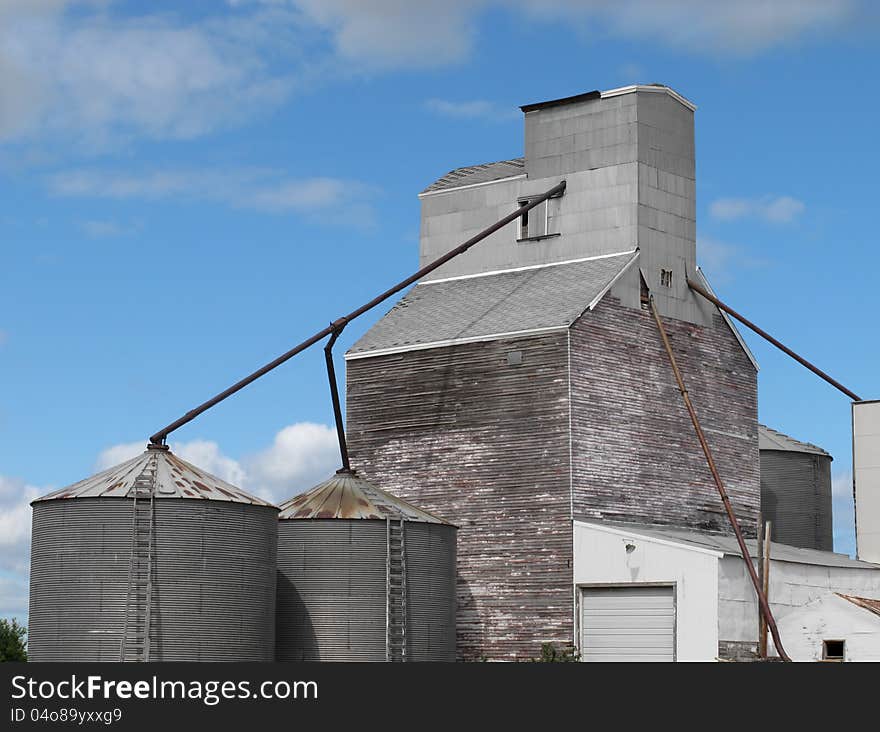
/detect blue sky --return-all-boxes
[1,1,878,620]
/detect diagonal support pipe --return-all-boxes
[687,277,860,402]
[324,323,350,472]
[649,293,791,662]
[149,180,566,445]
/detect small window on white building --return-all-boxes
[660,269,673,287]
[822,639,845,661]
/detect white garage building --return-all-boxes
[573,520,880,661]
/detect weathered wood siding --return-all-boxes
[346,334,573,661]
[569,296,760,535]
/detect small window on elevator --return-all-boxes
[517,192,562,242]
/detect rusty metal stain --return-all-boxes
[838,594,880,617]
[278,470,452,523]
[31,447,276,507]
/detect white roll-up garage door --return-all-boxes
[580,586,675,662]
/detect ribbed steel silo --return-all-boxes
[28,444,278,662]
[759,424,833,551]
[276,469,456,662]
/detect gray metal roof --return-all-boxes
[278,469,452,524]
[592,521,877,569]
[34,446,274,506]
[758,424,830,457]
[421,158,524,194]
[347,251,637,358]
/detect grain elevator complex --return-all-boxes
[28,84,880,662]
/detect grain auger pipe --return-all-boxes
[686,277,860,402]
[148,180,567,445]
[324,321,351,473]
[648,293,792,662]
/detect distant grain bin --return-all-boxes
[759,424,833,551]
[28,444,278,662]
[276,469,456,662]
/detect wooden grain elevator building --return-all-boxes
[344,85,767,660]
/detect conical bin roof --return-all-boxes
[33,444,274,506]
[278,469,452,524]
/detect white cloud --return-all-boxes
[291,0,483,69]
[290,0,859,65]
[530,1,856,55]
[0,2,301,145]
[0,422,339,618]
[424,98,518,122]
[95,422,340,505]
[245,422,340,502]
[0,1,868,150]
[0,476,45,583]
[709,195,805,224]
[94,441,145,471]
[48,168,376,224]
[95,438,247,488]
[0,575,30,618]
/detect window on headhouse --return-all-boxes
[517,194,559,241]
[660,269,673,287]
[822,640,845,661]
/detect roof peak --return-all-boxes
[278,470,452,524]
[758,424,831,457]
[34,447,274,506]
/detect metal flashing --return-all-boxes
[600,84,697,111]
[520,90,602,113]
[423,249,638,285]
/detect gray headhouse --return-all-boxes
[344,85,763,660]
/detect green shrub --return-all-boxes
[0,618,28,662]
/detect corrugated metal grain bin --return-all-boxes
[759,424,833,551]
[276,469,456,662]
[28,444,278,662]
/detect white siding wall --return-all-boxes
[771,594,880,661]
[854,400,880,564]
[573,521,720,661]
[718,557,880,645]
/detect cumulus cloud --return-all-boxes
[291,0,482,69]
[94,422,340,505]
[0,1,302,145]
[2,1,863,149]
[0,575,30,618]
[286,0,861,63]
[0,422,339,618]
[244,422,341,502]
[48,168,376,224]
[516,0,858,55]
[424,98,518,122]
[0,475,45,593]
[709,195,806,224]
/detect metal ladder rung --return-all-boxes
[386,518,408,662]
[120,460,156,663]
